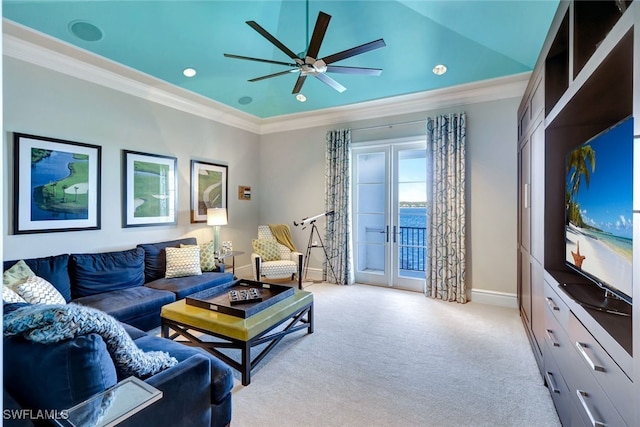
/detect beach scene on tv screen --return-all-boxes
[565,118,633,299]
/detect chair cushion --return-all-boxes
[138,238,197,282]
[165,247,202,278]
[261,260,298,278]
[252,239,280,261]
[4,255,72,302]
[3,332,118,411]
[70,248,145,298]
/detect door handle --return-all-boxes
[379,226,389,242]
[393,225,397,243]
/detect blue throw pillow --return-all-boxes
[3,333,117,411]
[138,238,197,283]
[3,254,71,302]
[70,248,145,298]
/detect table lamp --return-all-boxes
[207,207,227,255]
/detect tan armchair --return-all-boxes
[251,225,303,288]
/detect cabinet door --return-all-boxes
[520,137,531,252]
[520,251,532,326]
[530,121,545,263]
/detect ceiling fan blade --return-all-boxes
[315,73,346,93]
[292,75,308,94]
[246,20,302,63]
[249,69,298,82]
[224,53,298,67]
[326,65,383,76]
[306,11,331,59]
[322,39,386,65]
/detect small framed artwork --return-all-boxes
[13,133,101,234]
[191,160,228,223]
[238,185,251,200]
[122,150,177,227]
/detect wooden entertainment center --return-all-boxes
[517,1,637,425]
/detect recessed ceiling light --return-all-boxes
[183,68,197,77]
[296,94,307,102]
[238,96,253,105]
[432,64,447,75]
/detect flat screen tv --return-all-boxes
[565,116,633,305]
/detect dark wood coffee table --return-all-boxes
[160,287,313,385]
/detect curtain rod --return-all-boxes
[350,119,425,132]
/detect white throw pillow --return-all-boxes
[165,246,202,278]
[15,276,66,305]
[3,286,27,304]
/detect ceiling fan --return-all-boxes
[224,11,386,94]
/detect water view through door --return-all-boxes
[352,141,427,291]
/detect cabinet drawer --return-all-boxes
[568,313,632,423]
[543,343,574,426]
[544,281,570,329]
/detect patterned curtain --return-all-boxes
[325,129,354,285]
[425,113,467,303]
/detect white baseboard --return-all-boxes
[470,289,518,308]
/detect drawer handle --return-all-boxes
[576,390,605,427]
[545,297,559,311]
[546,329,560,347]
[576,342,605,372]
[545,372,560,394]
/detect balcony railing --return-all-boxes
[399,226,426,272]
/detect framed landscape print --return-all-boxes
[122,150,177,227]
[13,133,101,234]
[190,160,228,223]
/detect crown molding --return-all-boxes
[3,19,529,136]
[258,72,530,134]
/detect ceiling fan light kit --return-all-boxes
[224,11,385,95]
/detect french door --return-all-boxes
[352,140,427,291]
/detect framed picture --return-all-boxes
[122,150,177,227]
[190,160,228,223]
[13,133,101,234]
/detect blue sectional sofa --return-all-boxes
[3,238,236,427]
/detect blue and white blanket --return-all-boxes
[3,303,177,378]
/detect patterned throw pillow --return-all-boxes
[3,286,27,304]
[3,260,35,290]
[165,246,202,278]
[181,241,217,272]
[252,239,280,262]
[15,276,66,305]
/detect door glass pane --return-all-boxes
[358,183,384,213]
[357,152,385,183]
[357,243,384,272]
[397,149,427,279]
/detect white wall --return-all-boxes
[2,57,261,265]
[259,98,519,300]
[3,53,520,302]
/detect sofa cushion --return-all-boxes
[72,286,175,326]
[3,286,27,304]
[181,241,218,272]
[4,254,72,302]
[16,276,66,305]
[3,260,34,290]
[165,246,202,278]
[138,238,197,283]
[70,248,145,298]
[145,271,234,300]
[3,332,118,411]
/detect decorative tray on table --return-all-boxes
[185,279,295,318]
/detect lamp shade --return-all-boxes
[207,208,228,226]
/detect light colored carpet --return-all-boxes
[229,282,561,427]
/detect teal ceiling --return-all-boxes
[3,1,559,119]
